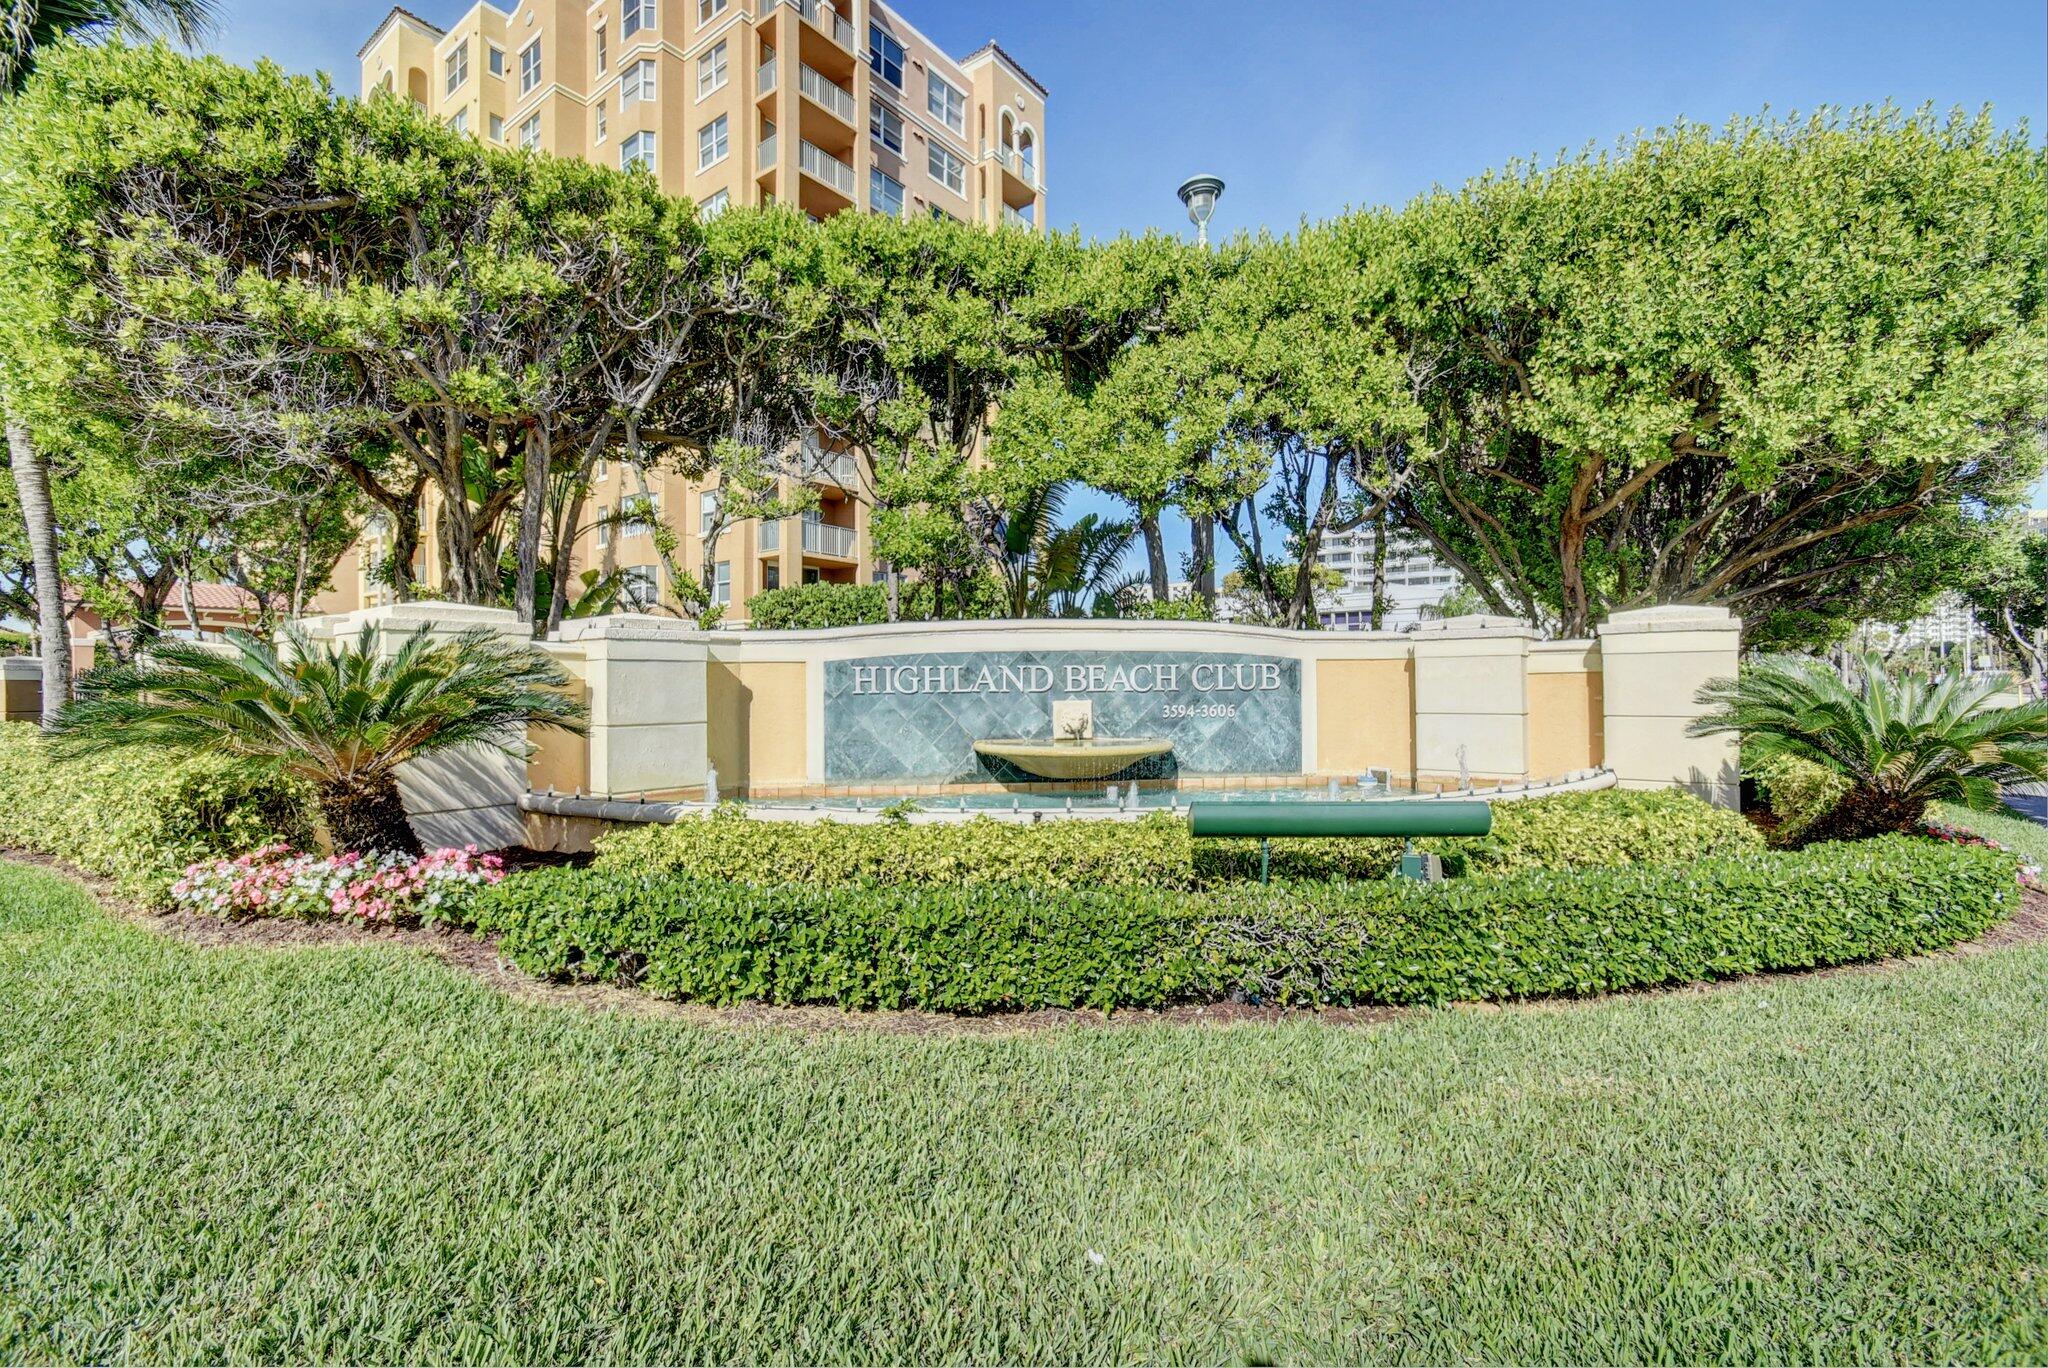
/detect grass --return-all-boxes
[1,862,2044,1363]
[1935,800,2048,869]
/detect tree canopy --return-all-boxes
[2,42,2041,645]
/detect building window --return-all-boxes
[595,507,611,548]
[712,561,732,606]
[622,0,654,38]
[869,99,901,153]
[622,490,660,533]
[621,129,657,172]
[518,40,541,95]
[926,74,964,135]
[699,0,728,22]
[697,114,728,170]
[519,112,542,149]
[869,168,903,218]
[594,100,607,142]
[928,144,963,196]
[594,26,607,74]
[701,188,730,218]
[867,24,903,88]
[699,489,721,537]
[622,58,656,106]
[764,563,780,591]
[697,40,727,99]
[488,44,504,77]
[929,204,957,222]
[488,113,504,141]
[623,564,659,609]
[449,108,469,134]
[444,41,468,95]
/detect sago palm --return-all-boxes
[1691,652,2048,846]
[51,624,587,855]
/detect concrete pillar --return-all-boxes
[0,657,42,723]
[552,615,711,799]
[295,603,534,849]
[1408,616,1536,786]
[1597,605,1742,808]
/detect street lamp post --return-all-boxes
[1177,174,1225,247]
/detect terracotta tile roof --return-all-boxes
[357,5,446,63]
[964,41,1048,99]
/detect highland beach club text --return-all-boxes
[846,660,1287,697]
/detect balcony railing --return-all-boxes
[798,63,854,123]
[795,440,859,486]
[1002,204,1032,229]
[758,129,777,171]
[802,519,855,558]
[990,144,1038,187]
[759,520,780,553]
[798,139,854,197]
[760,0,854,50]
[757,55,777,95]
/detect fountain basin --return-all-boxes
[972,738,1172,781]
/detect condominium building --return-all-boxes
[332,0,1049,620]
[1313,523,1464,631]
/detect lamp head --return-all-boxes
[1176,174,1225,229]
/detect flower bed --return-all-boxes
[171,845,507,925]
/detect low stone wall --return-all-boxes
[0,658,42,723]
[294,604,1743,844]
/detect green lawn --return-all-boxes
[1,862,2043,1364]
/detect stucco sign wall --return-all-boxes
[824,649,1303,781]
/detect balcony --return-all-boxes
[756,54,776,96]
[795,440,859,487]
[759,520,780,553]
[798,63,854,124]
[1002,204,1034,230]
[802,518,855,559]
[798,139,854,198]
[758,128,777,172]
[758,0,854,52]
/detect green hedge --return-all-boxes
[465,836,2017,1013]
[0,722,315,902]
[593,790,1764,889]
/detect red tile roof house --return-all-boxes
[65,582,264,675]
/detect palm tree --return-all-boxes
[49,624,588,855]
[997,482,1142,618]
[1691,652,2048,846]
[4,0,220,725]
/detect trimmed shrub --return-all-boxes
[465,836,2017,1013]
[594,790,1765,889]
[0,722,315,902]
[743,577,1008,630]
[1750,753,1853,841]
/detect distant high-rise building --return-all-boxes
[1312,523,1464,631]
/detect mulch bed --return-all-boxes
[5,845,2044,1037]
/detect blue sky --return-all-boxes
[207,0,2046,526]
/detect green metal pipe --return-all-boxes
[1187,800,1493,840]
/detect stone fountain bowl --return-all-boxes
[972,738,1172,781]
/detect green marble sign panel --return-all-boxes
[824,650,1302,782]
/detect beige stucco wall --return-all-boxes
[708,659,809,789]
[0,661,40,723]
[1527,641,1604,780]
[1313,657,1413,781]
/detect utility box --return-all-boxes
[0,658,42,723]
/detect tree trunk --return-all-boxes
[7,414,69,726]
[1140,511,1169,601]
[514,428,547,627]
[1370,513,1389,632]
[317,773,423,856]
[885,564,901,623]
[1190,513,1216,610]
